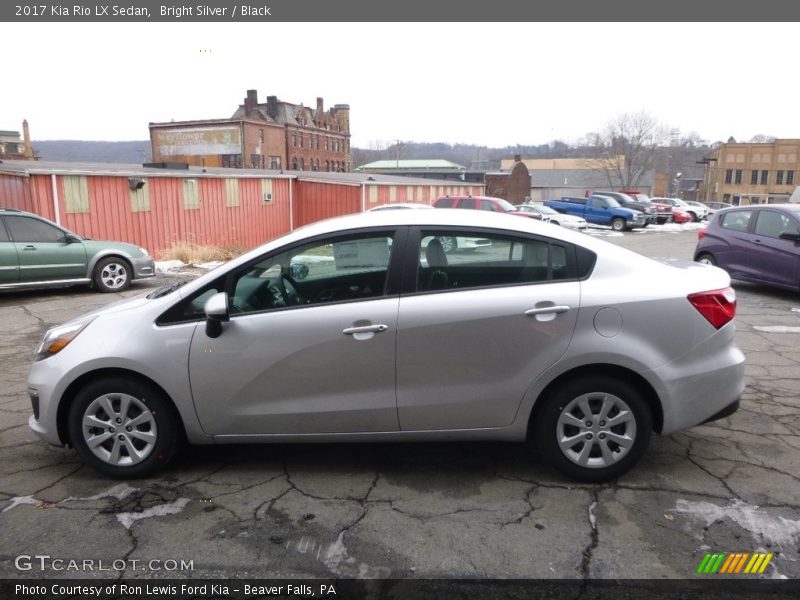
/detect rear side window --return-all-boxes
[719,210,752,232]
[435,198,454,208]
[458,198,476,209]
[417,230,582,293]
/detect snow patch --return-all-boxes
[673,499,800,547]
[2,496,40,513]
[154,260,186,274]
[116,497,191,529]
[753,326,800,334]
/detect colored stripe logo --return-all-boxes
[696,552,773,574]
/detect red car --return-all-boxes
[672,209,693,224]
[433,195,534,219]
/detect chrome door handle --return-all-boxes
[22,245,36,251]
[342,324,389,335]
[524,305,571,316]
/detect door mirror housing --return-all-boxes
[63,234,81,244]
[204,292,230,338]
[778,231,800,242]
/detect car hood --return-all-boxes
[81,240,144,256]
[61,290,155,326]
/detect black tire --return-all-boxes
[68,376,179,478]
[610,218,626,232]
[93,256,132,293]
[438,236,458,253]
[688,211,699,222]
[696,253,717,266]
[533,376,652,482]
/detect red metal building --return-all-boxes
[0,161,484,257]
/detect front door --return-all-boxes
[3,215,87,282]
[0,219,19,284]
[746,209,800,289]
[189,230,401,436]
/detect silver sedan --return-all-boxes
[27,209,744,482]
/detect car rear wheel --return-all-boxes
[93,256,132,292]
[533,376,652,482]
[696,253,716,266]
[68,376,179,478]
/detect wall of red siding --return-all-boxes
[2,172,483,259]
[292,180,360,227]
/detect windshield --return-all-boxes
[538,206,557,215]
[496,198,516,212]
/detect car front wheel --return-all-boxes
[68,376,179,478]
[533,376,652,482]
[610,218,626,232]
[93,256,132,292]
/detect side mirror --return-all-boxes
[290,262,309,280]
[63,234,81,244]
[203,292,229,339]
[779,231,800,242]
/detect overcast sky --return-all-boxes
[4,22,799,148]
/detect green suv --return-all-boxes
[0,208,154,292]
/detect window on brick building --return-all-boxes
[788,171,795,185]
[269,156,281,170]
[292,134,297,147]
[299,158,305,171]
[777,170,784,185]
[750,170,758,185]
[292,158,298,170]
[735,170,742,184]
[259,129,264,143]
[324,138,329,151]
[222,154,242,168]
[724,169,732,184]
[761,170,768,185]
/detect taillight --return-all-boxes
[698,227,707,239]
[688,287,736,329]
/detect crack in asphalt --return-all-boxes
[579,488,599,579]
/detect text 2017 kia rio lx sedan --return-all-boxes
[27,209,745,482]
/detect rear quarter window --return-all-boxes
[719,210,752,232]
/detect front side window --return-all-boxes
[230,233,395,315]
[754,211,799,239]
[417,230,576,293]
[4,216,68,243]
[720,210,753,232]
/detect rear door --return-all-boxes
[396,227,580,431]
[712,208,755,278]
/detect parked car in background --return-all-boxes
[619,190,673,224]
[694,203,800,292]
[671,209,694,224]
[0,208,154,293]
[594,191,658,224]
[433,195,531,216]
[681,201,710,221]
[544,195,648,231]
[653,197,706,222]
[514,204,588,230]
[28,208,744,482]
[368,203,433,211]
[703,201,734,212]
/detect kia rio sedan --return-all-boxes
[28,210,745,482]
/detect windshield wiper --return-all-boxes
[147,280,188,299]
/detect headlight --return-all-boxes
[35,317,96,361]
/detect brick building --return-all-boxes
[0,120,37,160]
[701,139,800,205]
[149,90,351,172]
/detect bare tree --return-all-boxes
[587,112,668,189]
[748,134,776,143]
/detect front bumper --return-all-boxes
[131,255,156,280]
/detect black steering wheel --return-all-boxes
[275,272,301,306]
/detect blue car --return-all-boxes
[694,204,800,292]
